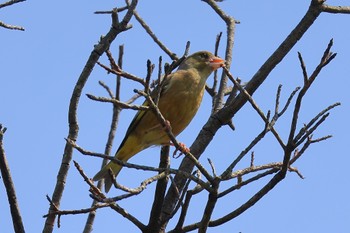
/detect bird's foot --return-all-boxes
[172,142,190,158]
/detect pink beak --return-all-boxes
[209,56,225,70]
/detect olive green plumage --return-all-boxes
[93,51,224,192]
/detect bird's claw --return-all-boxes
[172,142,190,158]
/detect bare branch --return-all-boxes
[74,161,105,198]
[294,102,340,147]
[67,139,212,192]
[310,135,332,143]
[147,146,170,230]
[223,67,285,148]
[132,8,178,60]
[218,168,279,199]
[43,203,110,219]
[113,172,168,194]
[321,4,350,14]
[108,203,146,231]
[203,0,236,113]
[144,59,155,93]
[198,180,219,233]
[0,0,24,8]
[0,125,25,233]
[168,171,202,222]
[0,0,25,30]
[274,85,301,121]
[287,39,337,152]
[220,125,269,180]
[288,167,305,179]
[159,2,338,231]
[94,6,128,14]
[0,21,24,30]
[83,45,126,233]
[43,2,139,231]
[206,32,223,97]
[207,158,217,177]
[98,81,115,98]
[86,94,148,111]
[97,61,145,85]
[172,188,194,232]
[40,0,347,231]
[75,160,147,231]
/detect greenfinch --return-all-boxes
[93,51,225,192]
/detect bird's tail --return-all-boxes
[93,161,122,193]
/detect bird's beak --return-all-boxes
[209,56,225,70]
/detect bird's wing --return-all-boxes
[115,73,174,152]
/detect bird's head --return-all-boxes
[178,51,225,76]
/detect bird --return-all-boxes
[93,51,225,192]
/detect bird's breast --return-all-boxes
[158,79,205,136]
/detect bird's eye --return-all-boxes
[199,53,209,59]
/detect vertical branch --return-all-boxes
[83,46,125,233]
[211,32,223,95]
[206,32,223,101]
[0,125,25,233]
[173,187,193,232]
[203,0,236,113]
[198,181,219,233]
[146,146,170,232]
[42,2,138,232]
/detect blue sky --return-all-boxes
[1,0,349,232]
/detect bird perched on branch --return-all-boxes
[93,51,225,192]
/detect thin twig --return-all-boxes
[67,139,212,192]
[218,168,279,199]
[94,6,128,14]
[298,52,308,83]
[0,0,25,8]
[204,0,236,113]
[173,189,194,232]
[0,0,26,30]
[0,21,24,30]
[43,203,110,218]
[286,39,337,167]
[97,61,145,85]
[294,102,340,146]
[144,59,155,93]
[206,32,223,97]
[86,94,148,111]
[132,8,178,60]
[108,203,146,231]
[98,81,114,98]
[112,172,168,194]
[274,85,301,121]
[207,158,217,177]
[223,67,285,148]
